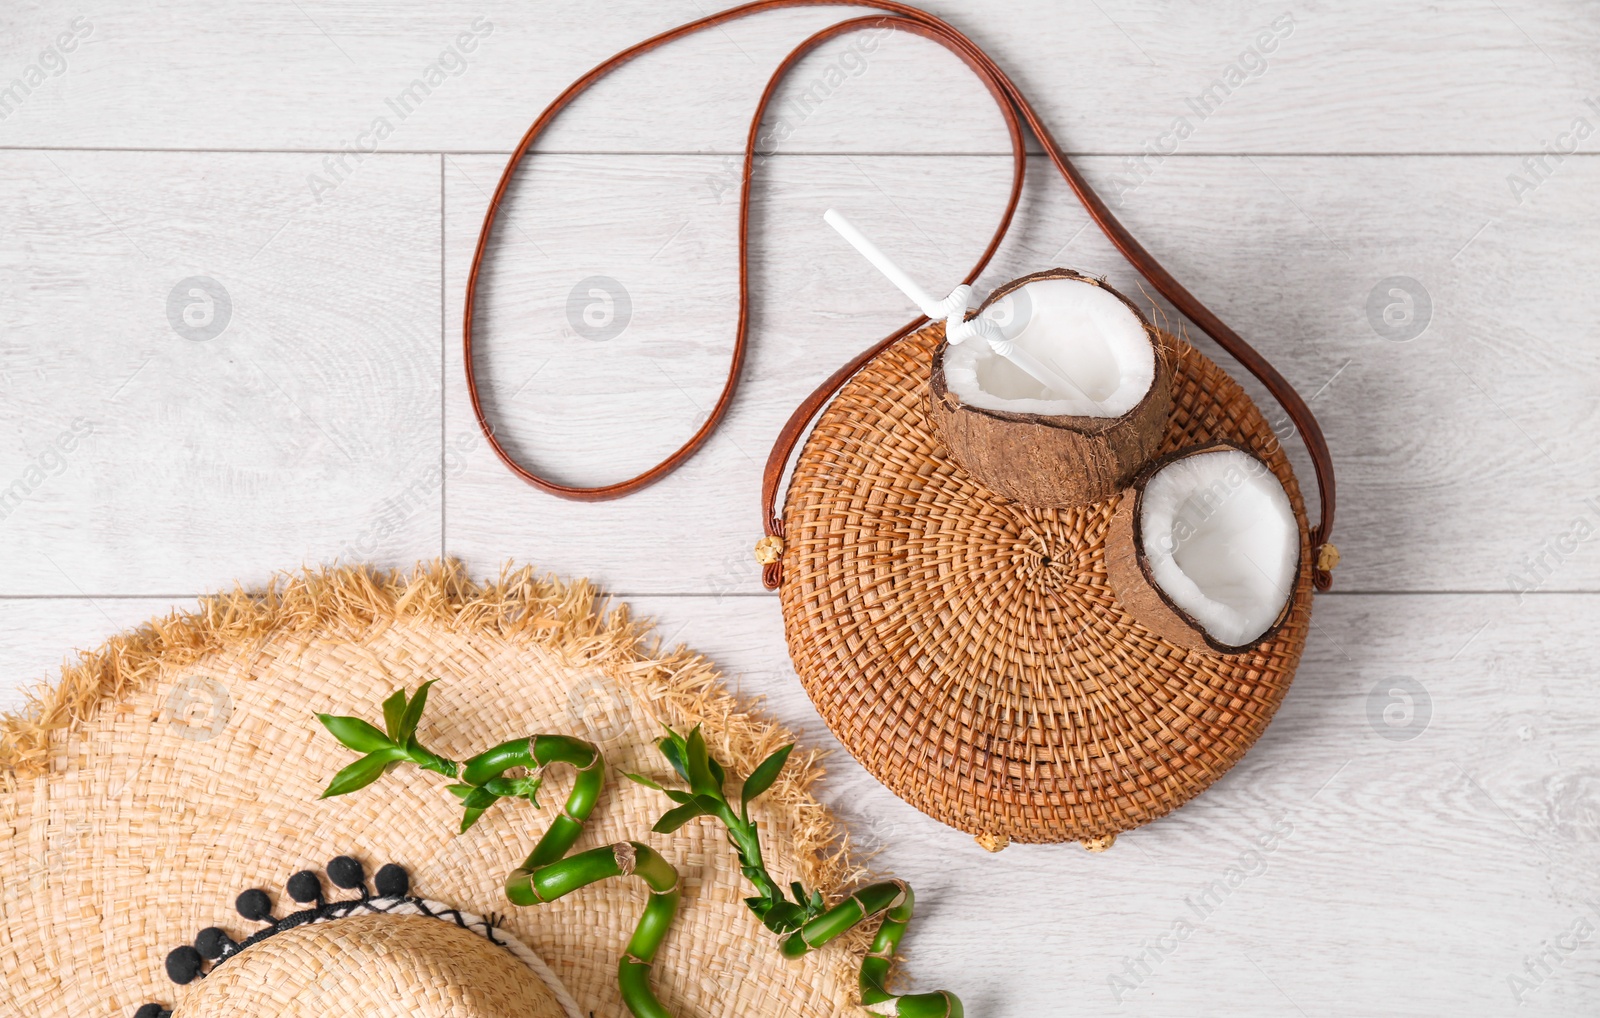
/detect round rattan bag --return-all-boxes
[447,3,1338,853]
[774,321,1314,849]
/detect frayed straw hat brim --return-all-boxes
[0,563,868,1017]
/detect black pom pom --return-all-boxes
[164,945,204,985]
[193,926,234,960]
[374,863,410,898]
[286,869,323,904]
[133,1004,167,1018]
[235,888,273,921]
[327,855,365,891]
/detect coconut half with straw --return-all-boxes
[1106,442,1301,655]
[929,269,1172,508]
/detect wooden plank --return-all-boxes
[0,150,442,595]
[443,150,1600,593]
[0,2,1591,156]
[5,147,1593,596]
[0,597,188,712]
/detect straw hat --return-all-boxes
[170,909,578,1018]
[0,564,872,1017]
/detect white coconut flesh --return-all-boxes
[943,276,1156,418]
[1138,448,1298,647]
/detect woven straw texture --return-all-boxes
[0,564,869,1018]
[780,323,1313,845]
[171,914,567,1018]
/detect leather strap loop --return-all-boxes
[462,0,1337,590]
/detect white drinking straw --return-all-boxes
[823,209,1087,399]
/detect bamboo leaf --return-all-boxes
[320,748,405,798]
[741,865,776,892]
[317,714,395,754]
[628,772,696,806]
[652,800,710,834]
[398,679,435,743]
[740,744,793,811]
[456,784,500,832]
[484,774,543,802]
[657,736,689,782]
[685,727,716,793]
[760,900,804,934]
[380,688,407,741]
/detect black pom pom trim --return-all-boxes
[146,854,427,1013]
[374,863,410,899]
[326,855,365,891]
[193,926,235,961]
[235,888,273,922]
[164,945,204,985]
[286,869,323,904]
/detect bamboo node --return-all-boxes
[525,877,549,904]
[1082,834,1117,853]
[973,831,1009,853]
[612,842,637,876]
[754,535,785,565]
[1316,542,1341,572]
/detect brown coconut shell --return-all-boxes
[928,269,1172,508]
[1105,441,1300,655]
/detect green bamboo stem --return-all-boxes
[506,841,681,1018]
[462,735,602,869]
[630,726,962,1017]
[317,688,682,1018]
[782,880,959,1017]
[471,737,682,1018]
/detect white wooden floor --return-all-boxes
[4,1,1599,1013]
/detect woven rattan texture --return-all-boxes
[0,566,862,1018]
[779,324,1313,845]
[171,914,567,1018]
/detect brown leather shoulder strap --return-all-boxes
[461,0,1338,590]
